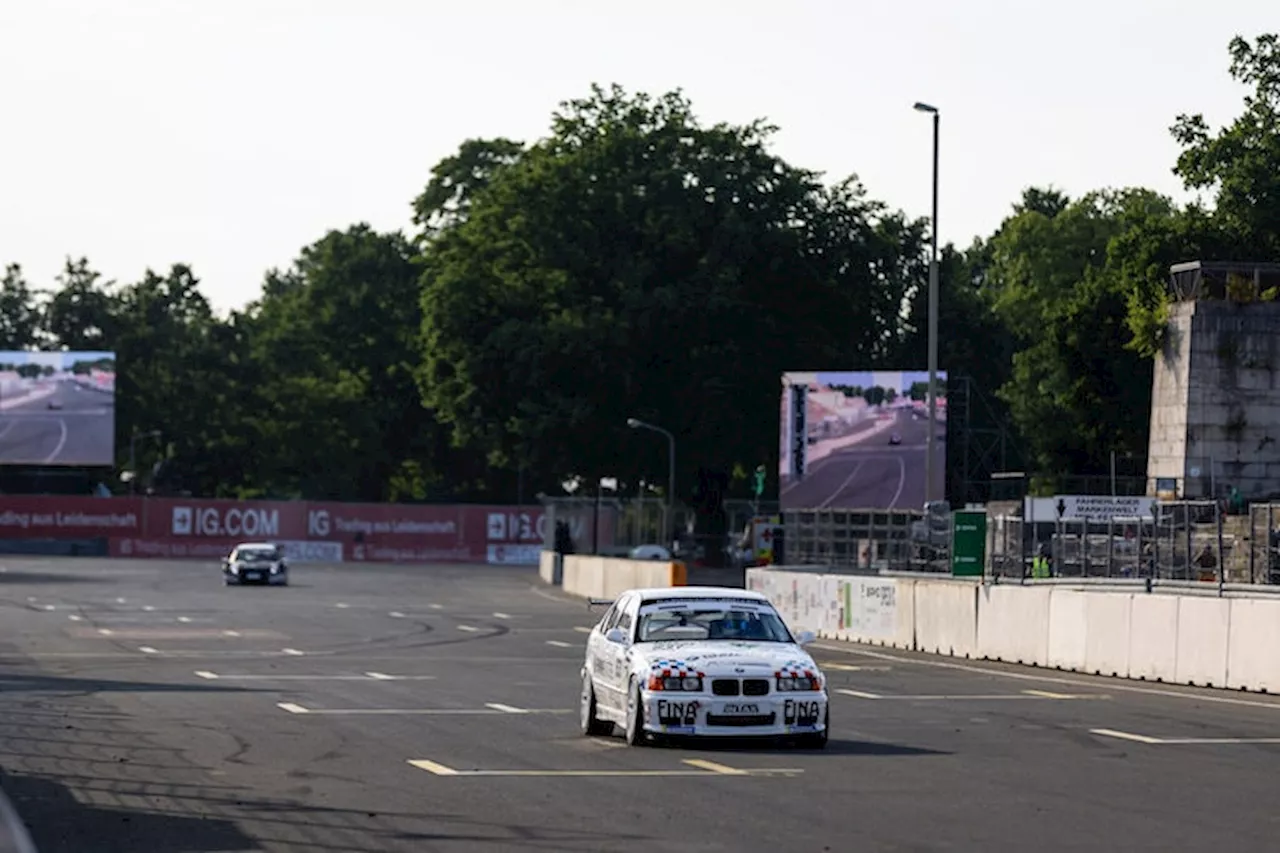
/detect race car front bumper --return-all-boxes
[226,567,288,585]
[640,691,827,737]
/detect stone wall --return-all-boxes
[1147,300,1280,500]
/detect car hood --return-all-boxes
[632,640,818,676]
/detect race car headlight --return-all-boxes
[777,676,821,691]
[647,675,703,691]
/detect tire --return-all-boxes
[579,671,612,737]
[624,680,648,746]
[797,707,830,749]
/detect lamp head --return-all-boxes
[913,101,938,114]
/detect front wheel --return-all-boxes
[797,707,830,749]
[624,680,648,746]
[579,671,612,736]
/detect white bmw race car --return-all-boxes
[221,541,289,586]
[579,586,829,747]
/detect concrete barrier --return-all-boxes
[557,554,686,599]
[977,584,1051,666]
[1225,598,1280,691]
[538,550,562,586]
[832,576,915,649]
[914,578,979,657]
[1128,594,1178,682]
[745,567,1280,695]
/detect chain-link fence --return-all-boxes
[537,495,780,562]
[779,508,948,573]
[988,500,1251,582]
[1247,502,1280,584]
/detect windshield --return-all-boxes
[635,600,794,643]
[236,547,279,562]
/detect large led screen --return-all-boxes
[0,351,116,466]
[780,370,947,511]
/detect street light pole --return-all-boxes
[627,418,675,547]
[914,101,941,505]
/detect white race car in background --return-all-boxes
[579,586,829,748]
[222,542,289,586]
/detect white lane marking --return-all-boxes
[223,630,241,637]
[389,612,406,618]
[42,605,55,611]
[116,598,127,604]
[888,455,907,509]
[138,646,158,654]
[177,616,192,623]
[457,625,479,632]
[195,671,218,679]
[1091,728,1166,744]
[282,648,304,655]
[406,760,803,778]
[818,460,864,510]
[837,689,883,699]
[43,419,68,463]
[428,604,444,610]
[98,629,113,636]
[485,703,529,714]
[68,615,82,621]
[142,606,155,612]
[493,612,512,619]
[573,626,592,634]
[1091,728,1280,745]
[546,640,572,648]
[409,759,459,776]
[280,707,571,715]
[336,603,350,609]
[820,663,890,672]
[813,643,1280,712]
[1023,690,1104,700]
[684,759,749,775]
[277,702,311,714]
[367,672,394,680]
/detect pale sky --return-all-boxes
[1,0,1273,315]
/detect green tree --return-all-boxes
[42,257,120,351]
[243,224,471,501]
[417,84,914,501]
[986,189,1177,482]
[0,264,40,349]
[1171,33,1280,257]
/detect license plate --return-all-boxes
[245,572,261,580]
[721,702,760,715]
[785,699,820,719]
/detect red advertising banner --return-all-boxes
[0,495,615,565]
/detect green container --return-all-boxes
[951,510,987,577]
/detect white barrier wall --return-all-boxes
[747,568,1280,695]
[556,554,686,599]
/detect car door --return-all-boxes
[587,601,618,694]
[601,594,637,710]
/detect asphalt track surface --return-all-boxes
[0,382,113,466]
[782,408,945,511]
[2,559,1280,852]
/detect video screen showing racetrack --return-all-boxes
[779,369,947,511]
[0,350,116,466]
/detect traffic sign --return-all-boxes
[1024,495,1156,523]
[951,510,987,577]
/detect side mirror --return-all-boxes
[795,630,817,646]
[605,628,627,644]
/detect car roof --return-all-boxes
[234,542,279,550]
[628,586,771,603]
